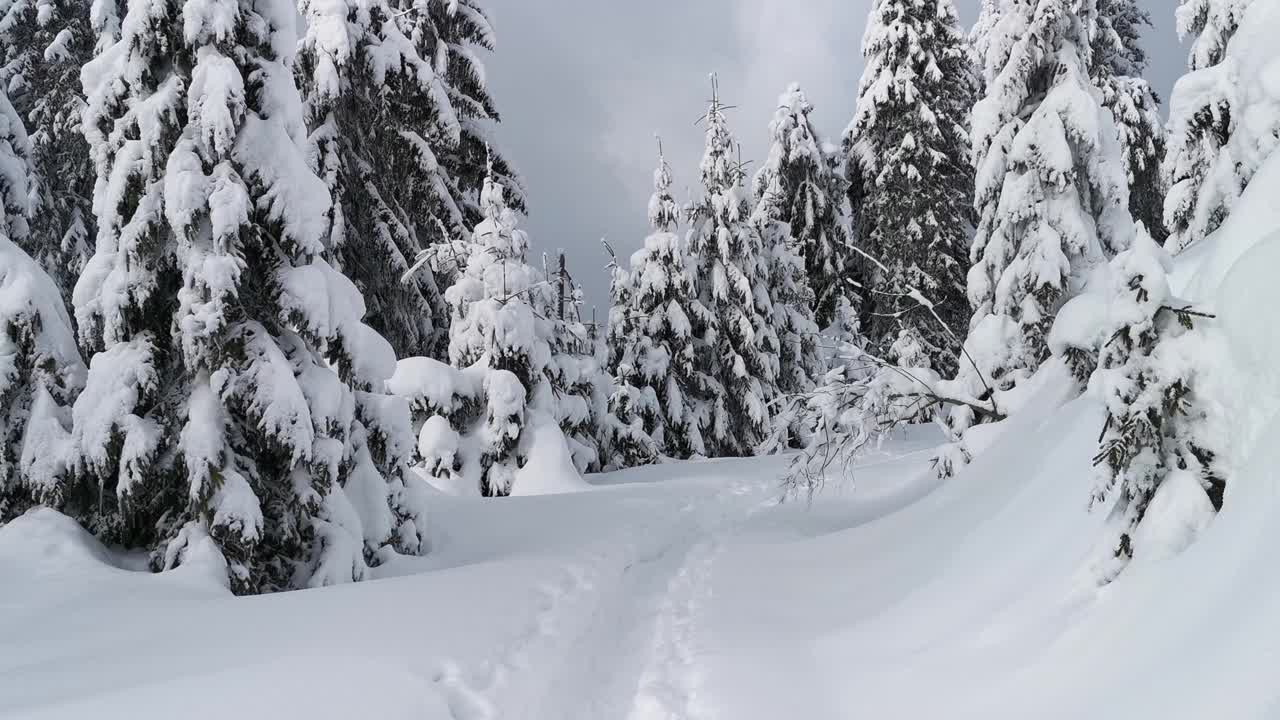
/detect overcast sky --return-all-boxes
[480,1,1182,312]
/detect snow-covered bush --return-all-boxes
[1051,230,1224,582]
[775,338,948,498]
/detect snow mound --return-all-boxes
[1130,470,1216,566]
[510,414,590,496]
[0,508,119,574]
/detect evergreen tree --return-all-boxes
[941,0,1134,475]
[1062,231,1223,580]
[970,0,1002,73]
[686,79,779,457]
[1163,0,1256,253]
[750,85,853,330]
[296,0,456,359]
[1093,0,1167,243]
[0,82,85,522]
[440,171,554,495]
[0,0,95,302]
[72,0,423,593]
[752,85,826,406]
[603,276,659,468]
[609,147,708,460]
[962,0,1133,401]
[411,0,524,228]
[844,0,975,374]
[546,289,611,472]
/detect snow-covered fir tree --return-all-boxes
[1093,0,1167,243]
[297,0,457,359]
[844,0,975,374]
[686,79,780,457]
[1163,0,1257,253]
[1051,230,1224,581]
[750,85,854,330]
[545,287,613,472]
[940,0,1134,475]
[0,0,95,302]
[0,83,85,522]
[752,85,826,419]
[602,262,659,468]
[961,0,1133,405]
[608,147,708,460]
[970,0,1002,74]
[411,0,524,228]
[72,0,424,593]
[436,171,554,495]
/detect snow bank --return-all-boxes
[510,414,589,496]
[0,508,121,575]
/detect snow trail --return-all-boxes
[432,472,777,720]
[542,476,776,720]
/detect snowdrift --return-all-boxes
[693,151,1280,720]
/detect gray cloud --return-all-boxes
[482,1,1185,313]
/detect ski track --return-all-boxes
[430,476,776,720]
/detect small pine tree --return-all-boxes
[0,83,84,522]
[1163,0,1255,253]
[0,0,95,302]
[1082,231,1223,580]
[844,0,976,374]
[546,286,613,472]
[686,78,780,457]
[442,171,554,495]
[608,147,708,460]
[1093,0,1168,243]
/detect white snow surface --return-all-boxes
[5,171,1280,717]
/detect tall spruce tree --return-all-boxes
[749,85,853,330]
[963,0,1132,396]
[610,147,709,460]
[412,0,524,229]
[1163,0,1256,253]
[752,85,825,403]
[73,0,423,593]
[844,0,976,374]
[1093,0,1167,242]
[941,0,1134,474]
[295,0,520,361]
[0,0,95,300]
[297,0,456,359]
[0,81,85,522]
[686,79,779,457]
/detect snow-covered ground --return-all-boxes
[5,371,1277,720]
[5,177,1280,718]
